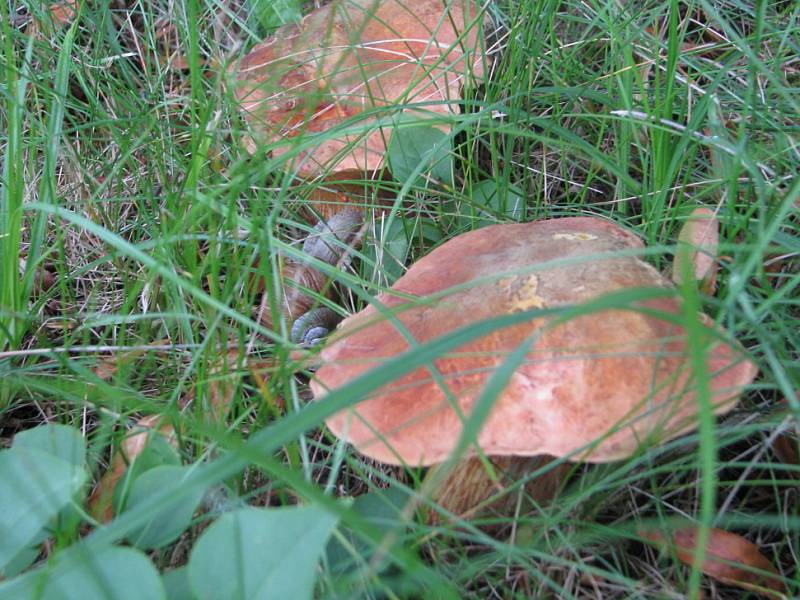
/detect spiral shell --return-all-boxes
[290,306,341,346]
[257,208,363,341]
[302,208,363,265]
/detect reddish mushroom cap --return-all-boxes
[230,0,485,178]
[311,217,758,466]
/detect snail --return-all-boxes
[300,207,363,267]
[286,207,364,347]
[290,306,341,346]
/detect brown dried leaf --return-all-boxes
[206,351,243,422]
[169,53,190,70]
[640,526,787,598]
[154,19,191,71]
[88,415,177,523]
[43,319,77,331]
[33,267,56,294]
[26,0,77,37]
[771,434,799,470]
[20,256,56,295]
[772,397,800,473]
[91,341,172,381]
[47,1,76,28]
[673,208,720,295]
[92,357,118,381]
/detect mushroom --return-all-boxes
[230,0,485,341]
[229,0,485,179]
[310,216,758,517]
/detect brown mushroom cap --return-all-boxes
[230,0,485,178]
[311,216,758,466]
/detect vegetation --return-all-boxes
[0,0,797,597]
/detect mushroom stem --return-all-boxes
[427,455,570,522]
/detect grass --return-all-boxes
[1,0,798,597]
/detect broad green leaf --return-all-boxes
[0,568,38,599]
[124,465,206,550]
[0,532,44,579]
[471,179,525,224]
[1,426,86,576]
[418,219,444,244]
[0,544,165,600]
[368,218,410,285]
[325,486,409,576]
[0,447,86,571]
[14,424,86,468]
[188,505,338,600]
[162,567,196,600]
[388,125,453,189]
[250,0,301,32]
[113,433,181,514]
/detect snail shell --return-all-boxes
[290,306,341,346]
[258,208,363,342]
[284,208,362,344]
[301,208,363,266]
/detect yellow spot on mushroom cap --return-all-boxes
[553,232,598,241]
[501,274,547,312]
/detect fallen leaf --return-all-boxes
[43,319,77,331]
[673,207,720,294]
[34,267,56,293]
[771,434,799,471]
[89,415,177,523]
[47,1,76,28]
[153,19,192,71]
[90,340,172,382]
[20,256,56,296]
[639,526,787,598]
[25,0,77,37]
[771,397,800,473]
[92,357,119,382]
[206,351,244,423]
[247,350,317,416]
[248,359,286,417]
[169,53,190,70]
